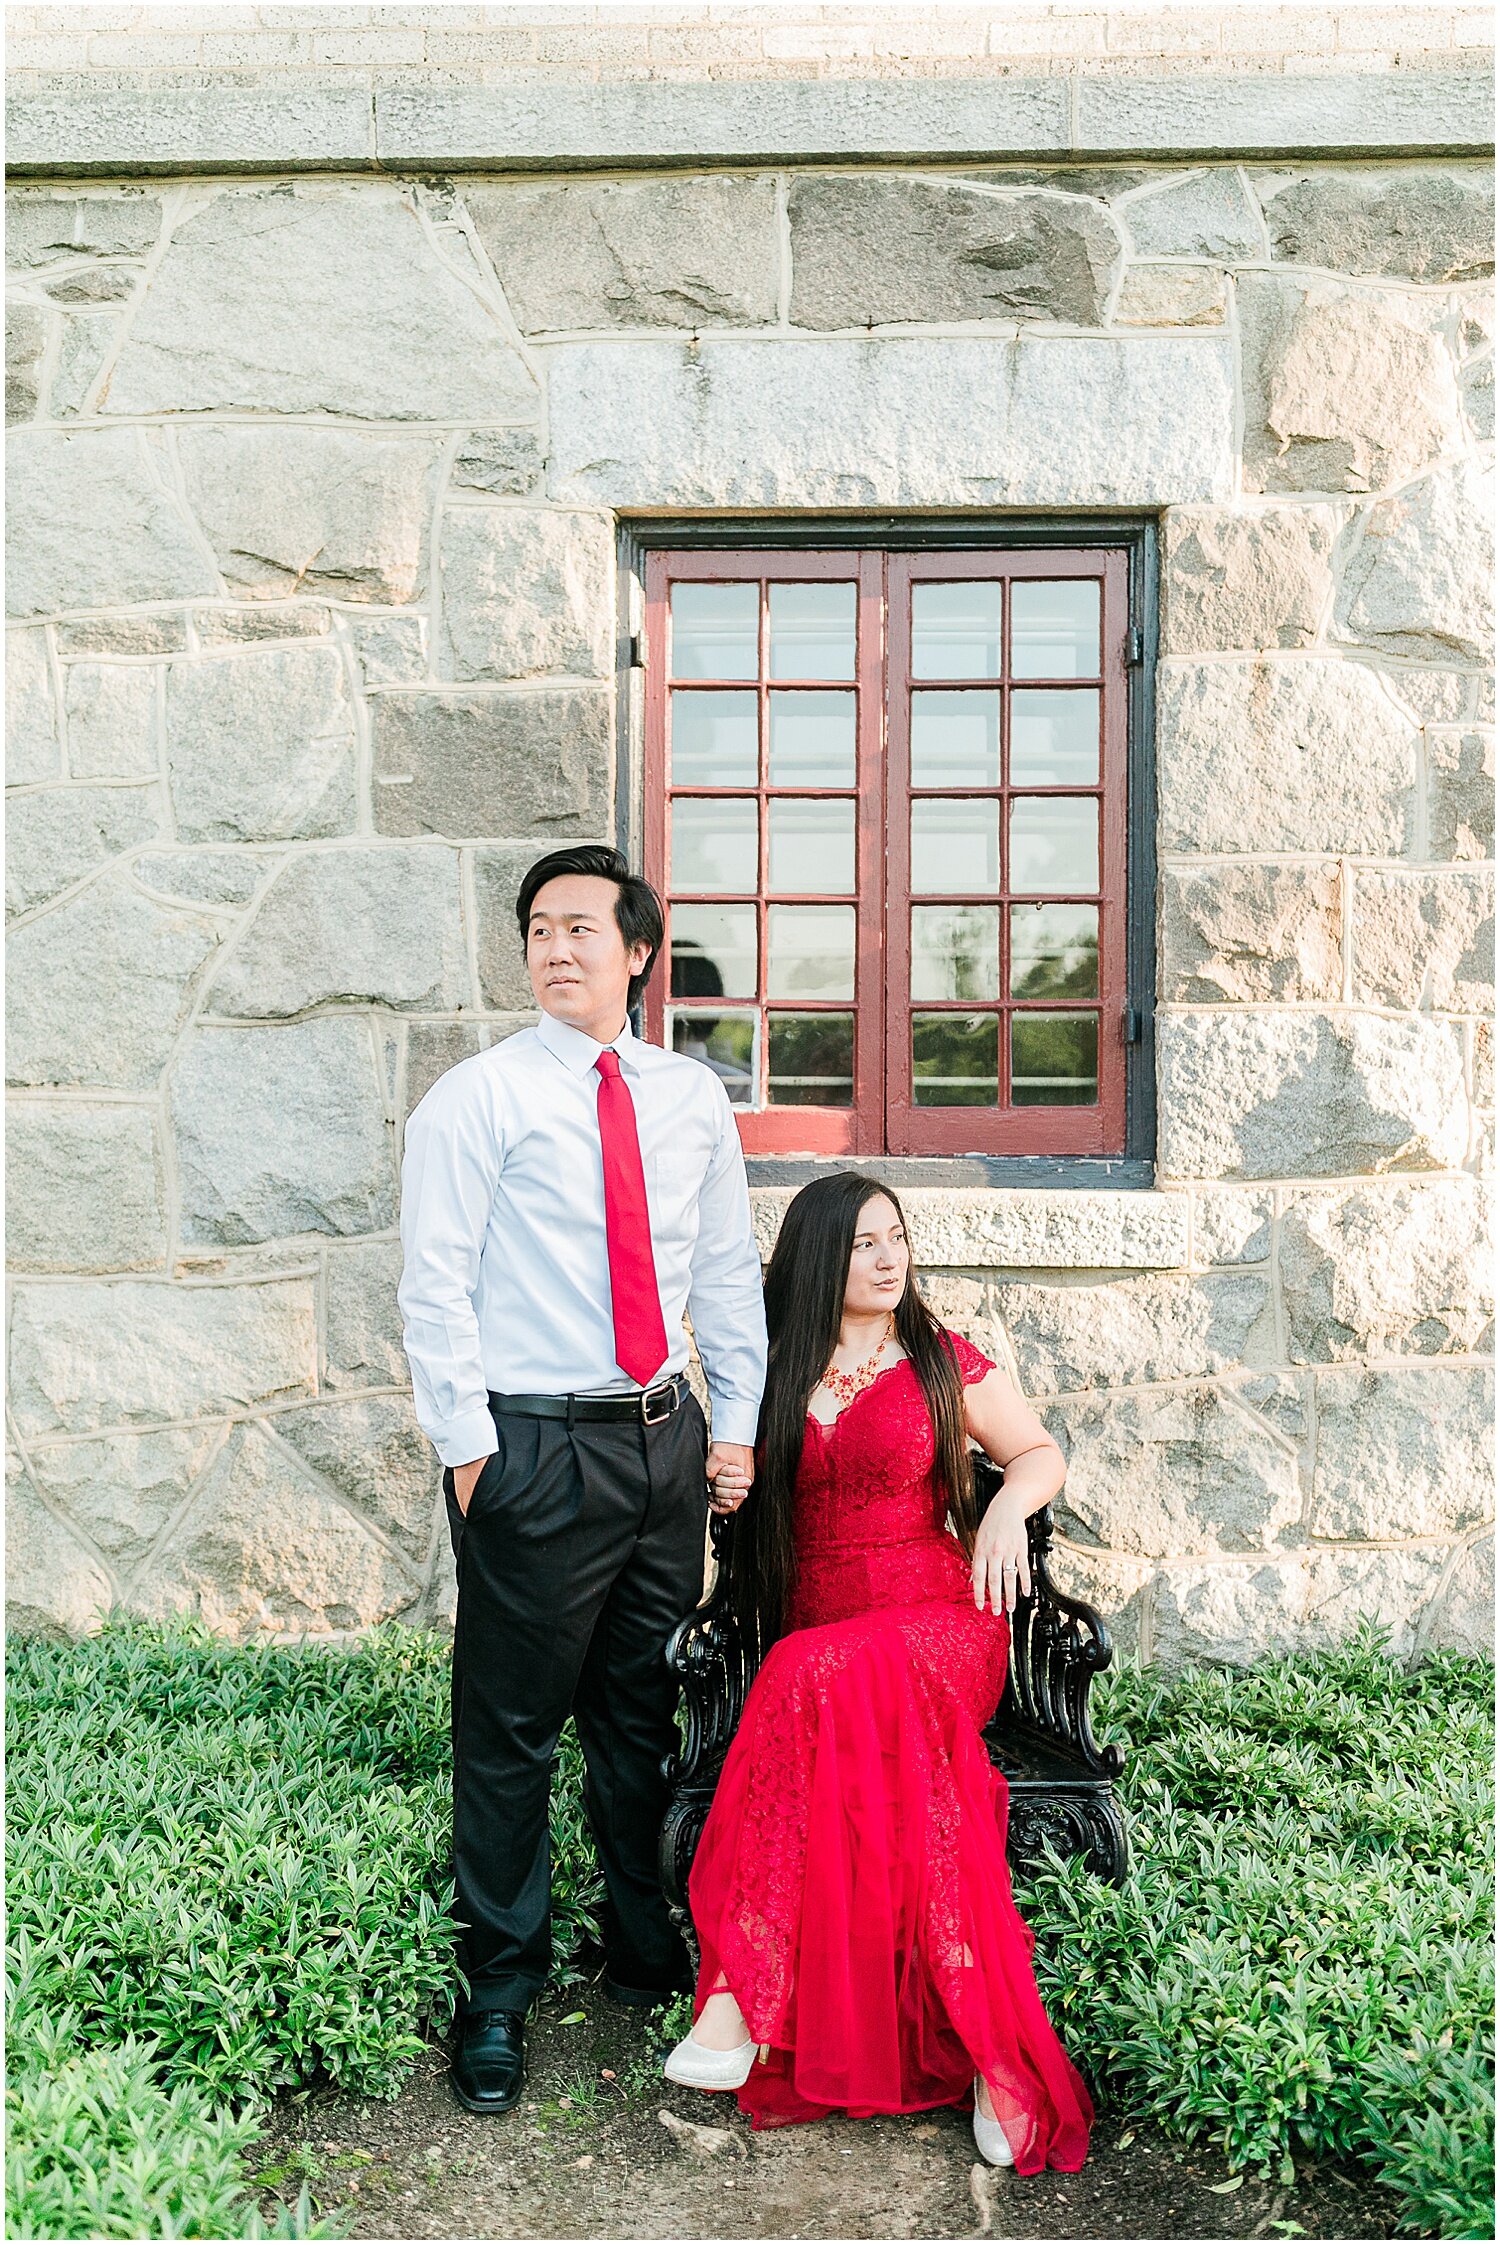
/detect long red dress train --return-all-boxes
[686,1330,1094,2173]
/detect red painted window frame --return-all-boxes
[643,545,1130,1159]
[644,549,886,1156]
[886,549,1130,1156]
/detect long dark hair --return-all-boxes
[730,1172,980,1653]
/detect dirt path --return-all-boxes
[256,1988,1414,2241]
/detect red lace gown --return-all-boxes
[686,1330,1094,2172]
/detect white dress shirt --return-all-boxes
[398,1010,769,1467]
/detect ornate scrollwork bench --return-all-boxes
[659,1457,1129,1954]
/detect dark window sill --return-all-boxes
[744,1155,1156,1190]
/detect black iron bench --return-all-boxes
[659,1456,1129,1953]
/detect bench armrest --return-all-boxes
[668,1460,1122,1788]
[976,1455,1124,1780]
[661,1457,1128,1917]
[663,1509,756,1796]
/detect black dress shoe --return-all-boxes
[451,2008,526,2114]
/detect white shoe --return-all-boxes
[662,2030,756,2090]
[972,2079,1016,2167]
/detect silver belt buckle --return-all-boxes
[640,1377,680,1426]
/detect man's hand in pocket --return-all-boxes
[453,1457,488,1516]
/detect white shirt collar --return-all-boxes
[536,1008,644,1078]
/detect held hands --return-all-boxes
[705,1441,755,1516]
[454,1438,758,1519]
[972,1490,1033,1617]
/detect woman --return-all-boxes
[662,1173,1093,2174]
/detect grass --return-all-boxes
[5,1615,1493,2239]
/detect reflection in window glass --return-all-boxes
[669,1009,757,1105]
[670,798,758,894]
[768,1012,854,1107]
[910,799,1000,894]
[911,906,1000,1001]
[766,904,856,999]
[912,1013,999,1107]
[671,582,759,679]
[769,582,857,680]
[1010,690,1100,788]
[911,582,1002,678]
[1010,580,1101,679]
[1009,904,1099,999]
[768,692,857,787]
[1010,1011,1099,1105]
[910,691,1001,787]
[1009,798,1099,894]
[669,904,757,1000]
[669,691,758,786]
[768,799,855,895]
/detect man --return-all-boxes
[398,844,766,2116]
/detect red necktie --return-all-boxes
[594,1050,670,1388]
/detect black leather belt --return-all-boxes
[487,1373,687,1427]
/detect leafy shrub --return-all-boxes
[5,2006,333,2241]
[6,2015,260,2242]
[6,1619,603,2237]
[8,1622,457,2103]
[1364,2039,1496,2241]
[1025,1623,1495,2238]
[8,1615,1491,2240]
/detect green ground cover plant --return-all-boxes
[6,1616,1492,2238]
[1028,1622,1495,2239]
[6,1622,602,2238]
[6,2016,263,2241]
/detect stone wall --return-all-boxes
[3,3,1491,84]
[5,45,1494,1666]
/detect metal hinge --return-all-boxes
[1123,1007,1143,1043]
[626,633,644,669]
[1125,627,1144,666]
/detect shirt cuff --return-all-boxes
[705,1400,760,1448]
[433,1408,498,1470]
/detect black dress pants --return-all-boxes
[444,1390,709,2015]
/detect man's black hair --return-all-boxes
[514,845,665,1013]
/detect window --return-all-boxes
[642,544,1134,1160]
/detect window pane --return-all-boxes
[766,904,856,999]
[671,582,758,680]
[669,904,757,1001]
[1009,904,1099,999]
[670,798,758,894]
[670,1009,757,1105]
[768,1012,854,1107]
[1009,798,1099,894]
[768,691,856,787]
[912,1013,998,1107]
[769,582,856,680]
[1010,580,1101,679]
[768,799,855,895]
[911,906,1000,1001]
[1010,689,1100,788]
[910,691,1001,787]
[911,582,1002,678]
[911,799,1000,894]
[1010,1012,1099,1106]
[670,690,758,787]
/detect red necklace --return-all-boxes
[820,1315,897,1405]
